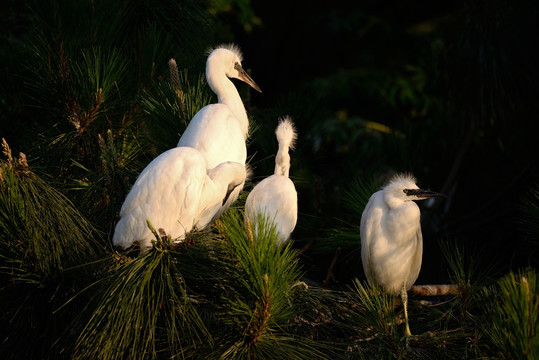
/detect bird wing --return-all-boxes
[360,190,384,285]
[406,226,423,290]
[172,161,205,235]
[194,161,246,229]
[177,104,247,167]
[113,148,206,248]
[245,177,277,217]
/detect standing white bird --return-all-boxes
[177,44,261,216]
[360,173,443,337]
[245,116,298,245]
[113,147,246,249]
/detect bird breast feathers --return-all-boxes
[177,104,247,167]
[361,191,417,257]
[245,175,298,243]
[246,175,297,214]
[384,202,421,245]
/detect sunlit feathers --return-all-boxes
[360,173,424,294]
[177,44,261,218]
[245,116,298,245]
[112,147,246,249]
[274,116,297,177]
[360,173,443,336]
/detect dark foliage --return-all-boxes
[1,0,538,358]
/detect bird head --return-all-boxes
[207,44,262,93]
[383,173,444,208]
[274,116,297,177]
[275,116,297,150]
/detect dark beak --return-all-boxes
[234,63,262,93]
[404,188,445,199]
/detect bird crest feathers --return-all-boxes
[383,173,419,195]
[207,43,243,61]
[275,116,297,150]
[387,173,417,187]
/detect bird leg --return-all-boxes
[401,283,412,337]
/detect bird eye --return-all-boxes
[403,189,409,195]
[234,62,241,71]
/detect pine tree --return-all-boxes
[0,1,537,359]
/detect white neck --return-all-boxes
[207,65,249,138]
[274,146,291,177]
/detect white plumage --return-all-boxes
[245,117,298,245]
[113,147,246,249]
[360,173,443,336]
[177,44,261,216]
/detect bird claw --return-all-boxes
[400,334,410,347]
[400,331,416,348]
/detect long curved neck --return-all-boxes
[206,64,249,138]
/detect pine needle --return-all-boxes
[74,237,211,360]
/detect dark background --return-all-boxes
[229,0,539,285]
[1,0,538,286]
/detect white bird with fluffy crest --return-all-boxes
[360,173,444,337]
[245,116,298,245]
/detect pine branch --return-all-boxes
[409,284,459,296]
[73,235,211,360]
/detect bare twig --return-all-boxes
[409,284,459,296]
[323,247,342,288]
[293,239,315,259]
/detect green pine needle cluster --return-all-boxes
[64,210,331,360]
[2,129,539,359]
[0,141,104,359]
[483,270,539,359]
[74,233,209,359]
[0,142,99,283]
[1,1,538,359]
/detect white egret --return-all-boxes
[245,116,298,245]
[113,147,246,249]
[177,44,261,216]
[360,173,443,337]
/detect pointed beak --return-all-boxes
[404,188,445,199]
[234,63,262,93]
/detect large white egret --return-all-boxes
[360,173,443,337]
[113,147,246,249]
[245,116,298,245]
[177,44,261,216]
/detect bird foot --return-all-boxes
[400,331,414,348]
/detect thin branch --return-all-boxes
[293,239,315,259]
[409,284,459,296]
[323,247,342,288]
